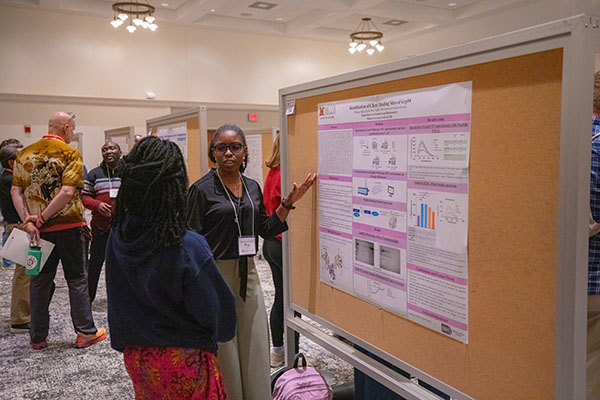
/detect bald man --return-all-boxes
[11,111,106,350]
[81,141,122,304]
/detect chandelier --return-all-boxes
[110,1,158,33]
[348,18,384,55]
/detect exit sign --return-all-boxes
[248,113,258,122]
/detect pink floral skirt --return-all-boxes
[123,347,228,400]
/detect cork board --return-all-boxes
[150,117,201,183]
[287,49,562,400]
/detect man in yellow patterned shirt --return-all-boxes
[11,111,106,350]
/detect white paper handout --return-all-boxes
[0,228,55,270]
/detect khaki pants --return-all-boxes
[6,223,30,325]
[216,258,271,400]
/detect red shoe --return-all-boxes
[74,327,106,348]
[30,337,48,350]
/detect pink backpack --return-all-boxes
[272,353,333,400]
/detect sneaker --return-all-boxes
[270,350,285,368]
[74,327,106,348]
[30,337,48,350]
[11,322,30,334]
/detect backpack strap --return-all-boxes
[293,353,307,368]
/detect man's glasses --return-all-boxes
[213,142,245,155]
[67,112,75,120]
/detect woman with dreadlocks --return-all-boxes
[105,136,236,400]
[186,124,316,400]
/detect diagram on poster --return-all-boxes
[317,82,471,342]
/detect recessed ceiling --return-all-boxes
[0,0,542,44]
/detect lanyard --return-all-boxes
[42,135,65,142]
[107,165,113,190]
[216,169,255,238]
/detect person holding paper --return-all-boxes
[0,144,30,333]
[11,111,106,350]
[0,138,22,270]
[105,136,236,399]
[186,124,316,400]
[81,141,122,304]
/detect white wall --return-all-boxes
[0,6,394,105]
[1,0,595,165]
[207,109,279,131]
[0,101,170,168]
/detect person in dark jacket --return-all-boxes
[105,136,236,400]
[81,141,121,304]
[0,144,30,333]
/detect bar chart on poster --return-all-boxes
[317,82,471,342]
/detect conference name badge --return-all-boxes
[238,236,256,256]
[109,188,119,198]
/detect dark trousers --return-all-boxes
[88,226,109,303]
[263,239,299,352]
[30,226,97,343]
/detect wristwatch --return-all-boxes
[281,198,296,210]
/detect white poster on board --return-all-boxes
[318,82,471,343]
[244,134,264,188]
[157,122,187,160]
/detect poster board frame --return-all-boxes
[104,126,134,155]
[146,107,208,184]
[279,15,598,400]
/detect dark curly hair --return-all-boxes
[112,136,188,248]
[208,124,248,173]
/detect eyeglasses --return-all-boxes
[213,142,245,155]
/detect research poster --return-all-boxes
[244,133,264,188]
[157,122,188,160]
[317,82,471,342]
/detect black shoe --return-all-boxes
[11,322,30,334]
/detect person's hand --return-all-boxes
[284,172,317,206]
[98,202,112,217]
[23,222,40,246]
[24,214,38,224]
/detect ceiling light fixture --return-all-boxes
[348,18,384,55]
[110,1,158,32]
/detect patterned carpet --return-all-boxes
[0,253,352,399]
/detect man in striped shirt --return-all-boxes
[82,141,122,304]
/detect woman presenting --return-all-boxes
[186,124,315,399]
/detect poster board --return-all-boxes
[280,16,596,400]
[105,126,134,155]
[147,108,205,184]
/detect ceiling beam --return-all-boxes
[37,0,62,9]
[174,0,214,24]
[285,9,354,35]
[367,1,453,22]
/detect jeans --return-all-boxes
[30,226,97,343]
[87,226,110,303]
[263,238,299,352]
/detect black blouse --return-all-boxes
[186,169,288,260]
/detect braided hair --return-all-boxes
[112,136,188,249]
[208,124,249,173]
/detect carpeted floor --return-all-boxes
[0,253,352,399]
